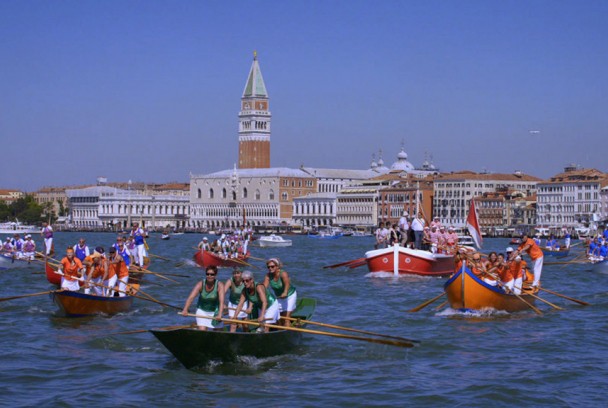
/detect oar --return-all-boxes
[148,253,172,262]
[129,267,190,279]
[0,289,63,303]
[87,281,182,310]
[481,270,543,315]
[181,313,417,348]
[434,300,448,310]
[127,284,160,303]
[280,316,419,343]
[128,268,179,284]
[323,258,367,269]
[408,292,445,312]
[538,287,590,306]
[514,287,563,310]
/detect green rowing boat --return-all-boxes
[151,298,316,368]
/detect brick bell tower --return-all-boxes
[238,51,271,169]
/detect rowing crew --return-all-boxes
[197,234,247,259]
[182,257,297,332]
[1,234,37,260]
[56,246,130,297]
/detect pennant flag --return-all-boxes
[466,199,483,248]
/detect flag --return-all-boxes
[466,199,483,248]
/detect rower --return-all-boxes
[516,233,544,288]
[40,222,54,256]
[130,222,147,268]
[58,247,84,291]
[82,247,107,295]
[224,268,249,332]
[108,246,129,297]
[73,238,90,262]
[22,235,36,260]
[2,237,14,253]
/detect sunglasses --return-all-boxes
[267,264,277,269]
[243,278,253,282]
[206,273,216,277]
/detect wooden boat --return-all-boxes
[444,265,537,312]
[258,234,292,248]
[161,234,170,240]
[46,262,62,286]
[364,245,454,277]
[0,253,36,268]
[151,298,316,368]
[193,250,250,268]
[51,287,137,317]
[541,247,570,257]
[46,260,149,286]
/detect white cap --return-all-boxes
[515,255,522,261]
[221,234,226,239]
[506,247,514,252]
[203,237,208,241]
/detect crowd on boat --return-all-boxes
[0,221,56,261]
[586,229,608,262]
[374,213,461,255]
[455,232,544,295]
[51,223,148,296]
[181,257,297,333]
[196,228,252,259]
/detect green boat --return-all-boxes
[151,298,316,368]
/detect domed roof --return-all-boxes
[391,147,415,172]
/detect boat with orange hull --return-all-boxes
[364,246,454,277]
[46,261,149,286]
[444,265,537,312]
[193,250,250,268]
[51,289,136,317]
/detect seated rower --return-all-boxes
[82,247,107,295]
[1,237,14,254]
[22,235,36,260]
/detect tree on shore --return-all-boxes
[0,195,53,225]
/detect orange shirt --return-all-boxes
[109,256,129,279]
[91,259,107,279]
[509,262,524,280]
[60,257,83,282]
[518,238,543,260]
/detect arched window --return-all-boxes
[269,189,275,200]
[243,188,248,199]
[282,192,288,201]
[209,188,214,199]
[197,189,201,199]
[222,188,227,199]
[232,191,237,201]
[255,189,261,200]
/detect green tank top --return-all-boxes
[229,277,245,304]
[268,271,296,297]
[196,280,220,313]
[244,282,276,309]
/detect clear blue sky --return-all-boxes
[1,0,607,191]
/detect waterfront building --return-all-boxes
[536,165,608,229]
[433,171,541,228]
[376,174,434,226]
[66,186,189,230]
[0,189,24,204]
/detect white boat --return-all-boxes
[457,235,476,247]
[258,234,292,248]
[0,221,39,235]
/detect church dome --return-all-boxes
[391,147,415,172]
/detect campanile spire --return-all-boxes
[238,52,271,169]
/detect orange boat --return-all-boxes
[46,260,149,286]
[45,262,61,286]
[193,250,250,268]
[51,289,136,317]
[444,265,537,312]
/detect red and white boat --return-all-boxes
[364,245,454,277]
[193,250,250,269]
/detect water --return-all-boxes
[1,233,607,407]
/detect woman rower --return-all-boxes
[182,265,225,331]
[223,268,249,332]
[233,271,279,333]
[263,258,297,327]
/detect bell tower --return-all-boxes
[238,51,271,169]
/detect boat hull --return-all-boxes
[444,266,536,312]
[151,298,316,368]
[258,236,292,247]
[46,262,62,286]
[365,246,454,277]
[51,290,134,317]
[193,250,250,268]
[0,254,35,268]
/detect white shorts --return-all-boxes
[228,300,248,319]
[277,290,298,313]
[195,308,224,329]
[61,278,80,291]
[261,301,280,324]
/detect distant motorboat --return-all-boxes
[0,221,38,235]
[258,234,292,248]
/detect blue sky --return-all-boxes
[1,0,607,191]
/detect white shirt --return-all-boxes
[398,217,409,231]
[411,218,425,232]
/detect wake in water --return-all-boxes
[436,307,511,319]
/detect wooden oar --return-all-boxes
[434,300,448,310]
[408,292,445,312]
[538,287,590,306]
[515,287,563,310]
[129,267,190,279]
[280,316,420,343]
[481,270,543,315]
[0,289,63,303]
[148,253,172,262]
[128,268,179,284]
[323,258,367,269]
[181,313,417,348]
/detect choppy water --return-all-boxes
[0,232,607,407]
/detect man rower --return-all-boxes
[22,235,36,260]
[58,247,84,291]
[73,238,90,262]
[40,222,54,256]
[130,222,147,268]
[515,233,544,288]
[82,247,107,295]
